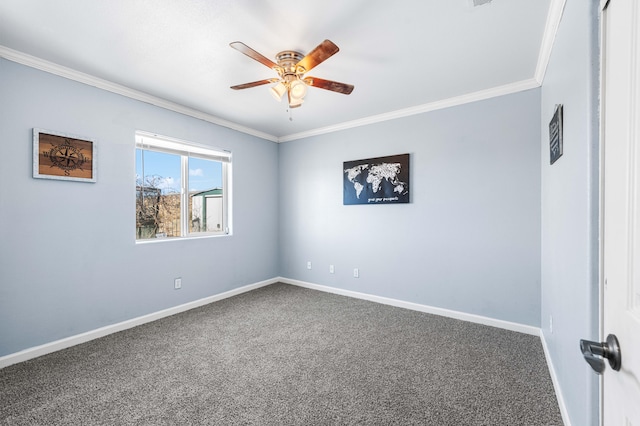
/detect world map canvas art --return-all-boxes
[343,154,410,205]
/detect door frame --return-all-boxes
[598,1,609,425]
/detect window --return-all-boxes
[135,132,231,241]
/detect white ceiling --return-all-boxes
[0,0,557,141]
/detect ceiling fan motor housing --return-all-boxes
[275,51,306,79]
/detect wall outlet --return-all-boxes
[307,261,312,270]
[353,268,359,278]
[174,278,182,289]
[329,264,335,274]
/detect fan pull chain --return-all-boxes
[288,108,293,121]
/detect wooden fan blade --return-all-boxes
[229,42,281,71]
[296,40,339,73]
[303,77,354,95]
[230,79,278,90]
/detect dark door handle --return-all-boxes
[580,334,621,374]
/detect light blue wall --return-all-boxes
[540,1,600,425]
[1,8,601,424]
[279,89,542,326]
[0,59,279,357]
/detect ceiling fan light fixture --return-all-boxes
[289,79,308,101]
[270,81,287,101]
[288,90,304,108]
[288,99,304,108]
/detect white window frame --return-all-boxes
[135,131,232,242]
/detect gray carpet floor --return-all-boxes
[0,283,563,425]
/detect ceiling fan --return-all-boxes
[229,39,354,108]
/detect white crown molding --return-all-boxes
[277,78,541,142]
[3,12,560,146]
[535,0,568,84]
[279,0,566,143]
[0,45,279,142]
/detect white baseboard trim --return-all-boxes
[540,332,572,426]
[1,276,543,370]
[279,278,572,421]
[3,276,567,423]
[0,278,277,369]
[278,277,540,336]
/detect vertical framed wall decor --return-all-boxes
[549,104,563,165]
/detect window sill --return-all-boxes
[135,233,231,244]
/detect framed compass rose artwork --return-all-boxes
[33,128,97,182]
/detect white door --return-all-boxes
[602,0,640,424]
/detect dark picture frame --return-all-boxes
[549,104,563,165]
[343,153,410,205]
